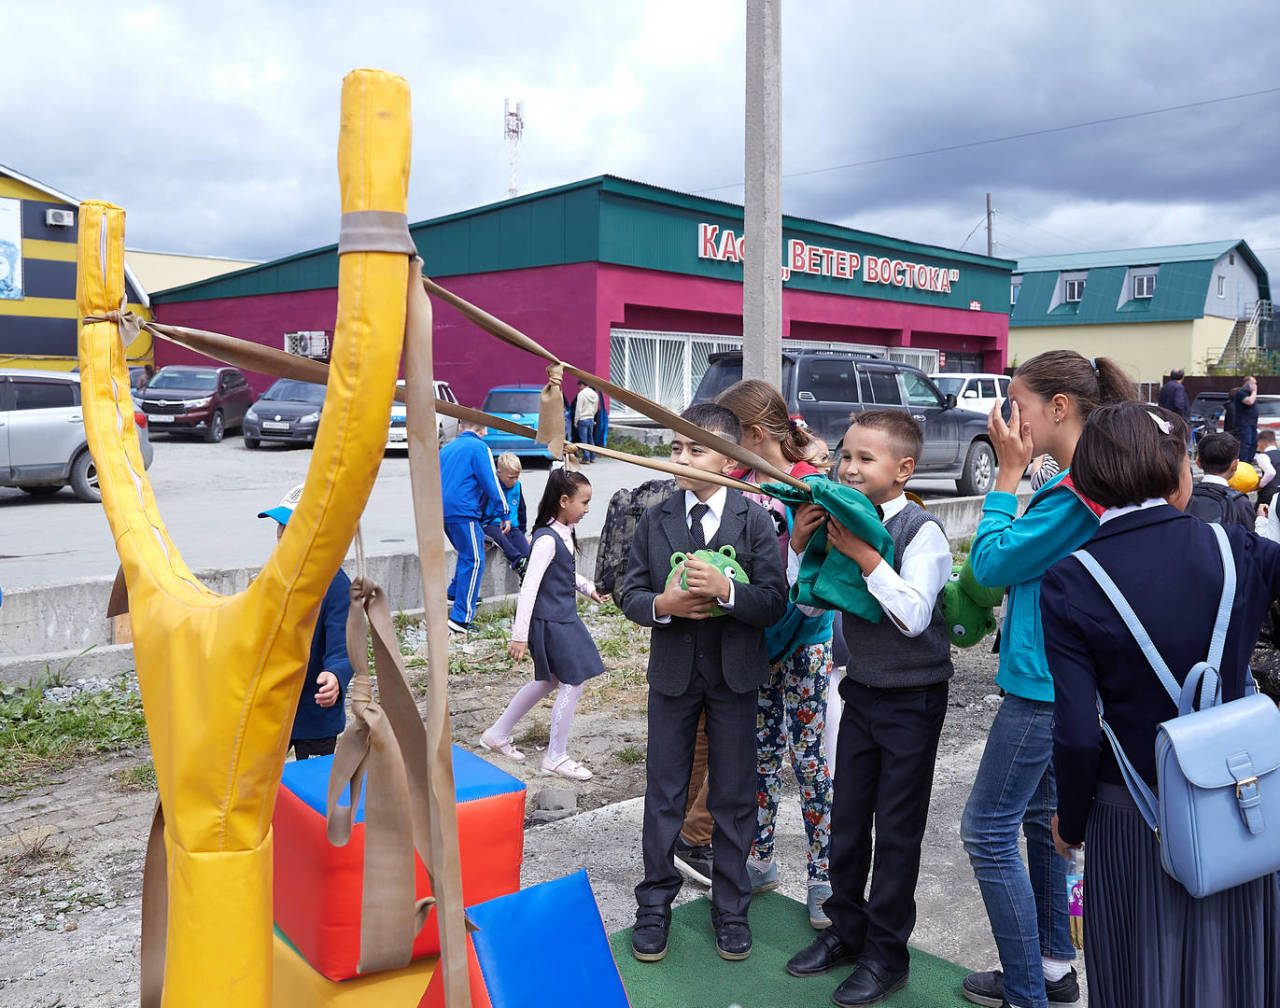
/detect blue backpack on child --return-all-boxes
[1073,523,1280,899]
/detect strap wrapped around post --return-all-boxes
[327,576,440,974]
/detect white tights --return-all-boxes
[490,677,583,764]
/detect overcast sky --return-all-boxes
[7,1,1280,284]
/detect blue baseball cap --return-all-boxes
[258,484,305,527]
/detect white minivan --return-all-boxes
[929,372,1011,416]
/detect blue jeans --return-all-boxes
[1240,424,1258,464]
[575,420,596,461]
[961,693,1074,1008]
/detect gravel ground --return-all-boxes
[0,612,1016,1007]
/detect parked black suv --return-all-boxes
[692,350,996,496]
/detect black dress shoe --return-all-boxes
[786,930,858,977]
[631,905,671,962]
[832,962,909,1007]
[713,916,752,961]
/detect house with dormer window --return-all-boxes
[1008,240,1270,382]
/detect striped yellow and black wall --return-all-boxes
[0,174,151,371]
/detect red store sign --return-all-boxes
[697,223,960,295]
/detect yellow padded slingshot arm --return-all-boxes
[77,69,412,1007]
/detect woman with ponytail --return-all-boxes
[959,351,1137,1008]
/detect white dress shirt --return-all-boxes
[788,491,952,637]
[653,487,736,623]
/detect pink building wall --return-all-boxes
[154,260,1008,406]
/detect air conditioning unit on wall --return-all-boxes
[284,330,330,359]
[45,208,75,228]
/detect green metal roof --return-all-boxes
[152,175,1014,311]
[1015,240,1255,273]
[1011,260,1220,327]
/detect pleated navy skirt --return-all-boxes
[1083,782,1280,1008]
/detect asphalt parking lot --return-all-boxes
[0,430,1013,591]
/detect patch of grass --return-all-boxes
[516,721,550,748]
[606,432,670,459]
[116,761,157,792]
[614,746,644,765]
[0,674,147,794]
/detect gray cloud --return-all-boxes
[6,0,1279,281]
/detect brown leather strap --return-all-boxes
[107,564,130,618]
[420,275,809,492]
[139,799,167,1008]
[404,257,472,1007]
[139,318,794,497]
[328,577,436,973]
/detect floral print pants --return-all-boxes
[752,640,833,881]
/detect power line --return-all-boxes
[694,85,1280,194]
[995,210,1084,250]
[957,216,988,250]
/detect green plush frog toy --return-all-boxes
[941,558,1003,648]
[666,545,749,618]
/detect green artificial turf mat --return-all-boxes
[610,891,970,1008]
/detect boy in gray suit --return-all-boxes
[620,403,789,964]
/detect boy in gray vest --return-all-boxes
[784,409,953,1007]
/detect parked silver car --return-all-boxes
[0,368,153,502]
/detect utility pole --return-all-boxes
[504,99,524,198]
[743,0,782,387]
[986,192,993,257]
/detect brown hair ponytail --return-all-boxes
[716,378,812,463]
[1014,350,1138,419]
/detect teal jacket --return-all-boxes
[969,471,1100,702]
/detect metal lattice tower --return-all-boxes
[504,99,525,198]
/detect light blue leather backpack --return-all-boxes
[1073,523,1280,899]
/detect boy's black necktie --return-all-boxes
[689,503,709,550]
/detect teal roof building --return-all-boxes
[1008,239,1270,382]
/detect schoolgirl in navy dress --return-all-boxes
[1042,402,1280,1008]
[480,468,606,781]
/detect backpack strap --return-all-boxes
[1068,523,1237,833]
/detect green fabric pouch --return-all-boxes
[759,478,894,624]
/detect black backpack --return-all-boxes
[1223,394,1237,434]
[1185,482,1252,528]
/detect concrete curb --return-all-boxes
[1,492,1027,686]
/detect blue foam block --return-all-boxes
[468,870,629,1007]
[282,744,525,823]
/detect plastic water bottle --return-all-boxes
[1065,848,1085,950]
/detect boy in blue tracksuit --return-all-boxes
[441,420,509,633]
[482,452,531,577]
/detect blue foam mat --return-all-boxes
[468,870,628,1007]
[281,744,525,822]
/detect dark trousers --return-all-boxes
[482,523,530,569]
[637,675,757,921]
[291,736,337,760]
[825,678,948,975]
[1240,424,1259,464]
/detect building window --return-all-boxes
[1134,274,1155,299]
[1010,282,1021,306]
[1217,275,1226,298]
[1065,279,1085,303]
[1230,253,1236,266]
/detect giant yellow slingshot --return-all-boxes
[77,70,472,1007]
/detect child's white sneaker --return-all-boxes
[479,729,525,763]
[540,755,592,781]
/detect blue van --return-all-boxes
[480,384,553,460]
